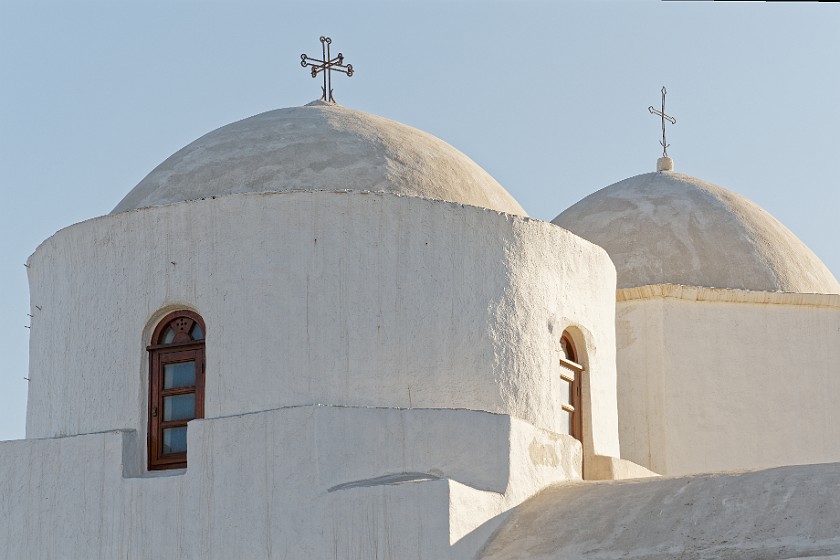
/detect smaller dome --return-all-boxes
[112,101,526,216]
[553,172,840,294]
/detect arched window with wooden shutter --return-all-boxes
[147,310,206,470]
[560,333,584,442]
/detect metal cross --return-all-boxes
[300,36,354,103]
[648,86,677,158]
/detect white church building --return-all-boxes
[2,97,840,559]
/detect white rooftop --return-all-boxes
[112,100,526,216]
[553,171,840,294]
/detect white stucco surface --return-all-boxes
[615,284,840,475]
[112,100,526,216]
[27,191,619,458]
[553,172,840,293]
[0,406,580,559]
[479,462,840,559]
[585,454,658,481]
[14,84,840,560]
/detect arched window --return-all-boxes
[147,310,205,470]
[560,333,583,442]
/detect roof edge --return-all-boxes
[617,283,840,307]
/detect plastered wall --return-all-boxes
[479,462,840,559]
[26,192,619,457]
[0,406,579,559]
[616,285,840,475]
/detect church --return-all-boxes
[2,56,840,558]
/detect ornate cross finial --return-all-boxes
[648,86,676,158]
[300,36,354,104]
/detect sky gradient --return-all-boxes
[1,0,838,441]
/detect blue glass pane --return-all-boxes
[190,323,204,340]
[162,427,187,454]
[164,394,195,422]
[163,327,175,344]
[164,362,195,389]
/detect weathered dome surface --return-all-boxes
[553,172,840,294]
[112,100,526,215]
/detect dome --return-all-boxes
[553,171,840,294]
[112,100,526,215]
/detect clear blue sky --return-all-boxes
[1,1,838,441]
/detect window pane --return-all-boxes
[163,327,175,344]
[190,323,204,340]
[164,362,195,389]
[162,427,188,454]
[562,407,572,434]
[164,394,195,421]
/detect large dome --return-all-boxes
[112,100,525,215]
[553,171,839,294]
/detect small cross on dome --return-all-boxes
[648,86,676,171]
[300,36,354,104]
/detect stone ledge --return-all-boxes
[617,283,840,308]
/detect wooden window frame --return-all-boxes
[561,333,584,443]
[147,310,206,471]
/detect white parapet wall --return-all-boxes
[0,406,581,559]
[478,462,840,559]
[26,191,620,459]
[615,284,840,476]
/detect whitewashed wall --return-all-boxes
[0,406,579,559]
[479,461,840,559]
[26,192,619,458]
[616,285,840,476]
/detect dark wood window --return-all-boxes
[560,333,584,442]
[147,310,205,470]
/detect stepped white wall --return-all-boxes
[1,406,580,559]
